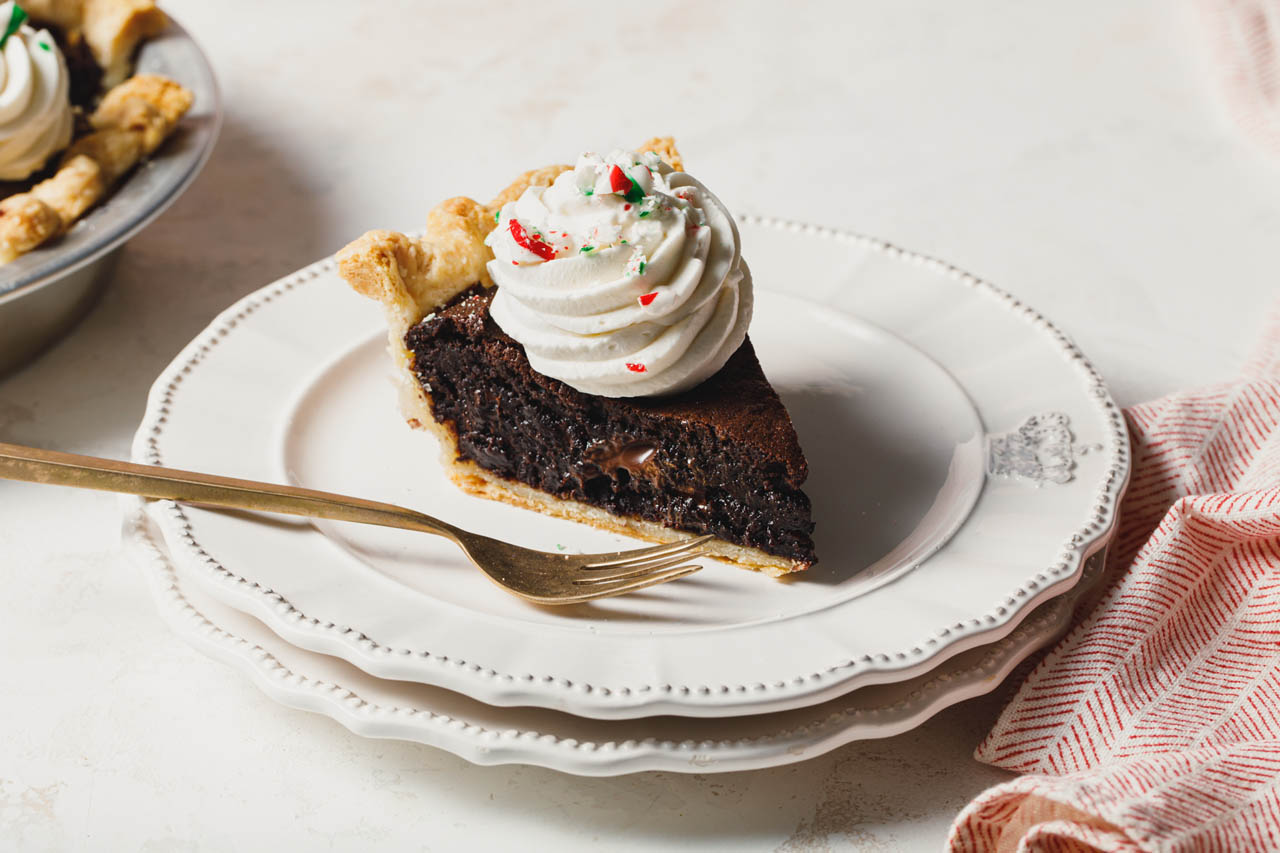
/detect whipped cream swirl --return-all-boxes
[0,3,73,181]
[484,149,752,398]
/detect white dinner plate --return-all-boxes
[125,496,1108,776]
[130,217,1129,720]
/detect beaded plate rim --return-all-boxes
[125,495,1107,775]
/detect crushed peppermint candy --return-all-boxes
[625,363,647,373]
[508,219,556,261]
[607,165,645,203]
[608,165,630,193]
[1,4,27,50]
[639,151,664,170]
[623,247,648,278]
[638,292,658,306]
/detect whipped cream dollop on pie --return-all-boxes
[0,3,73,181]
[484,149,753,398]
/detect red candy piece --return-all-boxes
[609,165,630,194]
[638,292,657,306]
[626,362,647,373]
[509,219,556,261]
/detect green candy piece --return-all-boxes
[1,3,28,50]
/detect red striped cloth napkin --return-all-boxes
[947,311,1280,852]
[1196,0,1280,158]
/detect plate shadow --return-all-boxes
[778,385,972,587]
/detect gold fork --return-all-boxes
[0,442,709,605]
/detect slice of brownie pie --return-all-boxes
[337,138,815,574]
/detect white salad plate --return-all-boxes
[125,496,1108,776]
[129,217,1129,720]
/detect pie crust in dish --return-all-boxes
[0,1,191,263]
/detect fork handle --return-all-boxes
[0,442,463,541]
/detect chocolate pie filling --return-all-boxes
[405,287,816,568]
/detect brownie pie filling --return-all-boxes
[405,287,817,568]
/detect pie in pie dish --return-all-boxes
[0,0,192,263]
[337,139,816,575]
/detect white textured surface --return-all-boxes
[0,0,1276,849]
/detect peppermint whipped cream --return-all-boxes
[0,2,73,181]
[484,149,752,398]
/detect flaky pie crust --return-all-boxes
[22,0,168,86]
[0,74,193,263]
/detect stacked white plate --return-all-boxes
[123,217,1129,775]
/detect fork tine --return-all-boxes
[582,534,715,569]
[579,546,714,577]
[573,554,703,584]
[571,565,701,602]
